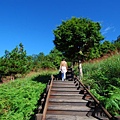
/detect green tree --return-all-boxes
[53,17,104,62]
[9,43,29,77]
[115,35,120,42]
[87,46,101,60]
[114,35,120,52]
[32,52,46,71]
[0,50,11,76]
[48,48,64,69]
[100,41,116,55]
[0,43,32,80]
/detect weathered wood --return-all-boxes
[46,114,98,120]
[46,110,94,116]
[48,105,92,111]
[49,94,83,99]
[41,75,113,120]
[38,106,42,113]
[78,60,83,80]
[74,77,114,120]
[49,98,87,103]
[115,116,120,120]
[42,77,53,120]
[51,88,80,91]
[35,114,43,120]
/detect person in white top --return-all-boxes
[59,59,68,81]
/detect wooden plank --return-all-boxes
[50,91,80,94]
[46,114,98,120]
[48,105,91,111]
[46,110,94,116]
[50,93,83,96]
[49,95,83,99]
[51,88,79,91]
[49,98,87,103]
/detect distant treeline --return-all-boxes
[0,38,120,81]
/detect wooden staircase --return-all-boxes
[36,68,112,120]
[43,80,103,120]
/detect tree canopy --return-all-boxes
[0,43,33,79]
[53,17,104,61]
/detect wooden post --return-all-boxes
[35,114,43,120]
[78,60,83,81]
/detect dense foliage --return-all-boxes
[32,48,64,71]
[79,54,120,115]
[114,35,120,51]
[0,43,33,80]
[53,17,104,62]
[0,75,46,120]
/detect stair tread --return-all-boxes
[46,114,98,120]
[51,89,79,91]
[53,81,73,82]
[47,105,92,111]
[52,85,76,88]
[50,93,83,96]
[49,98,88,102]
[53,82,74,85]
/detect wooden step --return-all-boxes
[49,98,88,103]
[52,82,75,85]
[47,105,94,116]
[51,91,80,94]
[46,114,98,120]
[48,105,90,111]
[49,94,83,99]
[50,93,83,96]
[52,85,77,88]
[51,88,78,91]
[49,98,88,106]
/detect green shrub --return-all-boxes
[0,76,46,120]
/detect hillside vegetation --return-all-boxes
[80,53,120,115]
[0,70,58,120]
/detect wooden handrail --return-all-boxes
[74,77,114,119]
[42,75,54,120]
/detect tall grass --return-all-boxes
[81,54,120,115]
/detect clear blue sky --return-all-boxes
[0,0,120,57]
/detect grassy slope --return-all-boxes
[81,53,120,115]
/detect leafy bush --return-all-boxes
[0,76,46,120]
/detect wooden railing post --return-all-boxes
[78,60,83,81]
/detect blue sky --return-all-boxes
[0,0,120,57]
